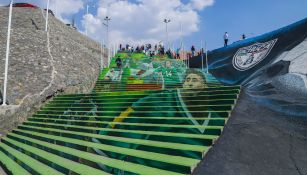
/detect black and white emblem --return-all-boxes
[233,39,278,71]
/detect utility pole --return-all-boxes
[205,41,209,73]
[163,18,171,50]
[3,0,13,106]
[45,0,50,32]
[113,43,116,57]
[201,40,204,70]
[85,4,89,36]
[100,40,104,70]
[55,1,58,17]
[104,16,111,67]
[180,22,183,55]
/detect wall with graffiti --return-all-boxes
[189,17,307,117]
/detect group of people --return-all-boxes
[116,32,248,63]
[223,32,247,47]
[119,43,168,57]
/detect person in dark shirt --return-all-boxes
[115,56,122,68]
[191,45,196,56]
[242,34,246,40]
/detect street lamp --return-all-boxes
[45,0,50,32]
[85,4,90,36]
[163,18,171,50]
[100,40,104,70]
[104,16,111,67]
[201,40,204,70]
[2,0,13,106]
[205,41,209,73]
[85,4,96,36]
[85,5,88,36]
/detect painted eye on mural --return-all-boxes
[192,78,199,82]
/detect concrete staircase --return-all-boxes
[0,52,240,175]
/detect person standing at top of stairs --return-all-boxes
[224,32,229,46]
[116,56,122,69]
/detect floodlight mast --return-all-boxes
[2,0,13,106]
[164,18,171,50]
[45,0,50,32]
[104,16,111,67]
[85,4,89,36]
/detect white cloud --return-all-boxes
[0,0,84,23]
[0,0,214,46]
[189,0,214,11]
[83,0,214,46]
[49,0,84,23]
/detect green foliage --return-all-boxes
[98,68,110,80]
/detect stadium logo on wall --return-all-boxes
[233,38,278,71]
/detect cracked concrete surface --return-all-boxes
[289,134,304,175]
[0,166,6,175]
[193,89,307,175]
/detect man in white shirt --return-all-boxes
[224,32,229,47]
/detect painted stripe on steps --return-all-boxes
[33,114,227,121]
[0,142,64,175]
[59,87,241,96]
[2,138,109,175]
[18,125,209,153]
[43,104,233,108]
[46,99,235,105]
[37,109,231,113]
[53,94,239,101]
[50,96,237,103]
[53,94,238,100]
[0,151,31,175]
[12,130,200,167]
[57,88,240,97]
[27,118,224,130]
[42,104,233,109]
[4,136,185,175]
[22,122,218,140]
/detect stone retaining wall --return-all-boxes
[0,7,108,135]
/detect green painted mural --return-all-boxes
[0,52,240,175]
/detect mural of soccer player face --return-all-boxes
[165,61,172,68]
[183,73,205,89]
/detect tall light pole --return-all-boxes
[201,40,204,70]
[205,41,209,73]
[45,0,50,32]
[85,4,96,36]
[2,0,13,106]
[85,4,89,36]
[163,18,171,50]
[100,40,104,70]
[180,22,183,57]
[55,1,58,17]
[104,16,111,67]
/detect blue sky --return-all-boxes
[0,0,306,50]
[195,0,307,50]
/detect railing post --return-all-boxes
[2,0,13,106]
[205,41,209,73]
[201,40,204,70]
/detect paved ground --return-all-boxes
[194,88,307,175]
[0,166,6,175]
